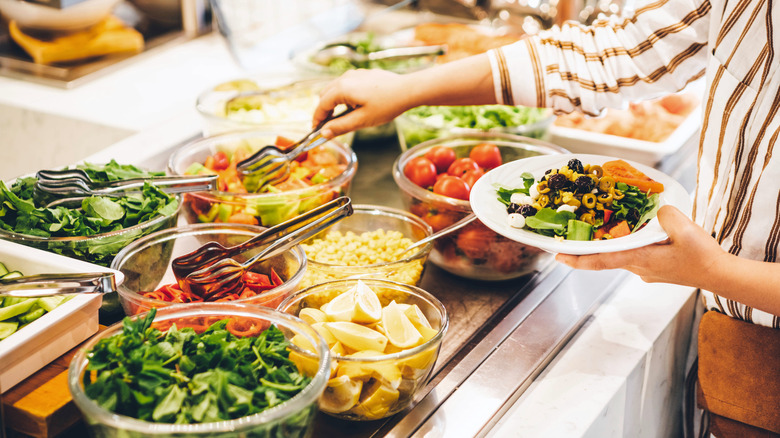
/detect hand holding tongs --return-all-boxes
[33,168,219,208]
[235,106,354,192]
[0,272,118,298]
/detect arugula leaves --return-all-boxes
[0,161,179,266]
[495,172,535,206]
[84,309,313,425]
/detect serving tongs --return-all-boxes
[311,43,447,66]
[0,272,117,298]
[235,106,354,192]
[33,169,219,208]
[176,196,353,300]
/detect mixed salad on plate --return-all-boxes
[496,158,664,241]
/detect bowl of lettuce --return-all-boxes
[395,105,554,151]
[0,161,181,315]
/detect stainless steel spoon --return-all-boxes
[398,213,477,258]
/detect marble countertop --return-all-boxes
[0,28,700,437]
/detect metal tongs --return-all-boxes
[33,168,219,208]
[235,106,354,192]
[0,272,117,298]
[177,196,353,300]
[311,43,447,66]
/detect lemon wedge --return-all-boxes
[336,350,402,388]
[290,334,315,352]
[288,350,320,377]
[382,301,423,349]
[321,289,356,322]
[330,341,346,357]
[310,322,337,347]
[320,375,363,413]
[404,304,439,342]
[326,321,388,352]
[350,379,400,420]
[299,307,328,325]
[352,280,382,324]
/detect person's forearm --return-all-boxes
[703,254,780,317]
[400,53,497,109]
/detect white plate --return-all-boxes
[0,240,124,393]
[469,154,692,255]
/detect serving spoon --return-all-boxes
[397,213,477,258]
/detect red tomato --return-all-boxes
[424,146,457,174]
[461,168,485,191]
[404,157,438,188]
[469,143,502,169]
[447,158,480,177]
[212,151,230,171]
[433,175,470,200]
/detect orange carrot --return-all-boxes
[609,220,631,238]
[602,160,665,194]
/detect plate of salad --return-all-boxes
[469,154,692,255]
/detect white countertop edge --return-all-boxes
[488,274,699,438]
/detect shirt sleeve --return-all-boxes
[488,0,711,115]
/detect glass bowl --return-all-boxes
[111,223,307,315]
[195,76,355,144]
[68,303,329,437]
[298,204,433,288]
[167,129,357,228]
[395,105,555,151]
[393,132,568,281]
[277,278,448,421]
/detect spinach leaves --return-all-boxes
[84,309,313,424]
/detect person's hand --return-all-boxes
[314,69,415,139]
[555,205,729,288]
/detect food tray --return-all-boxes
[547,107,701,166]
[0,239,122,393]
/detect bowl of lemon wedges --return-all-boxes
[277,278,448,421]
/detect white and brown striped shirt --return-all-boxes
[489,0,780,328]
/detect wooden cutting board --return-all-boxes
[2,328,105,438]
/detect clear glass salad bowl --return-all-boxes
[68,303,329,437]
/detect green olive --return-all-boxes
[582,193,597,209]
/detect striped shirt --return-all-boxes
[489,0,779,328]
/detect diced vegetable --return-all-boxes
[0,264,71,341]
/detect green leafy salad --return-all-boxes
[82,309,313,425]
[400,105,552,148]
[0,161,179,266]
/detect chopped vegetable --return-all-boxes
[0,263,71,341]
[141,268,284,303]
[82,308,313,424]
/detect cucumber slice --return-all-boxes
[0,321,18,339]
[18,308,46,325]
[1,271,23,280]
[0,262,9,277]
[38,296,66,312]
[0,299,37,321]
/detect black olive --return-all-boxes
[547,173,568,190]
[627,208,641,223]
[518,204,537,217]
[507,202,521,214]
[574,175,595,193]
[567,158,584,174]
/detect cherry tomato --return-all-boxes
[404,157,438,188]
[424,146,457,174]
[461,168,485,192]
[433,175,470,200]
[469,143,502,169]
[447,158,480,177]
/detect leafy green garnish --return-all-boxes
[83,308,312,424]
[0,161,179,266]
[495,173,535,206]
[524,208,576,236]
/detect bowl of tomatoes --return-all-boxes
[111,222,308,315]
[168,130,357,228]
[393,132,568,280]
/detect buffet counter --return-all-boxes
[0,25,701,438]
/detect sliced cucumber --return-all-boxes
[0,321,18,339]
[38,296,67,312]
[0,262,9,277]
[1,271,23,280]
[0,299,37,322]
